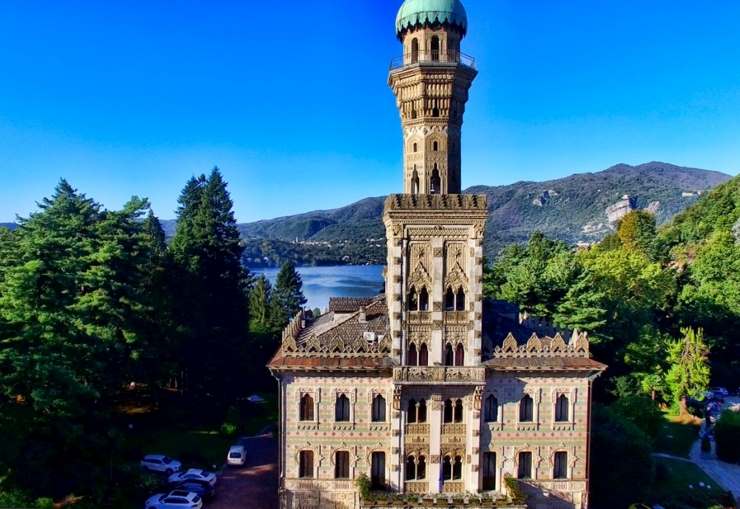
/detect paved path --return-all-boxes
[210,432,278,509]
[688,439,740,501]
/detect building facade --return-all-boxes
[269,2,606,508]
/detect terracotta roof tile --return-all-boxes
[484,356,607,372]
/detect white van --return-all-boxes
[227,445,246,466]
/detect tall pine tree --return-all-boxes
[271,261,307,328]
[170,169,250,403]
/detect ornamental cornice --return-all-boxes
[494,330,590,359]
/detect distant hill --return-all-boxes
[2,162,731,266]
[0,223,17,231]
[238,162,731,264]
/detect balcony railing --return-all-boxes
[390,50,476,71]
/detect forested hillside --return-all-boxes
[485,175,740,508]
[239,161,729,265]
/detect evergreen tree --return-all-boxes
[170,169,250,402]
[249,274,272,330]
[0,180,155,496]
[666,327,711,412]
[271,261,307,327]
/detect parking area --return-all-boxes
[209,432,278,509]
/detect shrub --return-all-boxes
[590,405,654,509]
[355,474,371,500]
[714,410,740,463]
[220,422,238,437]
[611,394,664,440]
[35,498,54,509]
[0,489,33,508]
[504,474,525,503]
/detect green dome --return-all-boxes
[395,0,468,37]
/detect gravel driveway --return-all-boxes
[210,432,278,509]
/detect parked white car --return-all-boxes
[145,490,203,509]
[227,445,246,466]
[140,454,182,475]
[168,468,217,487]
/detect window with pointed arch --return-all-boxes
[411,169,419,195]
[417,399,427,423]
[418,343,429,366]
[299,450,314,478]
[456,288,465,311]
[372,394,386,422]
[417,455,426,479]
[445,287,455,311]
[405,455,416,481]
[454,343,465,366]
[334,450,350,479]
[335,394,350,422]
[407,343,418,366]
[431,35,440,61]
[407,286,418,311]
[553,451,568,479]
[454,399,463,423]
[555,394,569,422]
[410,38,419,64]
[452,455,462,480]
[443,399,453,423]
[444,343,454,366]
[519,394,534,422]
[430,168,441,194]
[419,287,429,311]
[299,393,314,421]
[407,399,417,423]
[433,140,439,152]
[484,394,498,422]
[442,455,452,481]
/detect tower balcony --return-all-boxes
[389,50,476,71]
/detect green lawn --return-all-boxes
[649,457,729,508]
[654,413,701,458]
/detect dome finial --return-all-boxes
[395,0,468,38]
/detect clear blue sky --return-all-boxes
[1,1,739,222]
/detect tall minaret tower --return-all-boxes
[389,0,477,195]
[384,0,488,493]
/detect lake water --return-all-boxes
[253,265,385,311]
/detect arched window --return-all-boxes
[411,169,419,195]
[433,140,439,151]
[453,455,462,480]
[555,394,569,422]
[419,287,429,311]
[454,399,463,422]
[443,399,453,423]
[335,451,350,479]
[445,287,455,311]
[553,451,567,479]
[371,452,385,489]
[406,456,416,480]
[431,35,440,61]
[519,394,533,422]
[517,451,532,479]
[444,343,454,366]
[482,452,496,490]
[407,343,418,366]
[484,395,498,422]
[442,455,452,480]
[417,455,426,479]
[430,168,441,194]
[335,394,350,422]
[456,288,465,311]
[299,394,314,421]
[408,286,418,311]
[454,343,465,366]
[417,399,427,423]
[418,343,429,366]
[372,394,386,422]
[407,399,417,423]
[411,38,419,64]
[413,142,418,153]
[299,450,314,478]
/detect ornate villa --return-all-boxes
[268,1,606,508]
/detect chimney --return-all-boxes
[358,306,367,323]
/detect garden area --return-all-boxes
[654,412,702,458]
